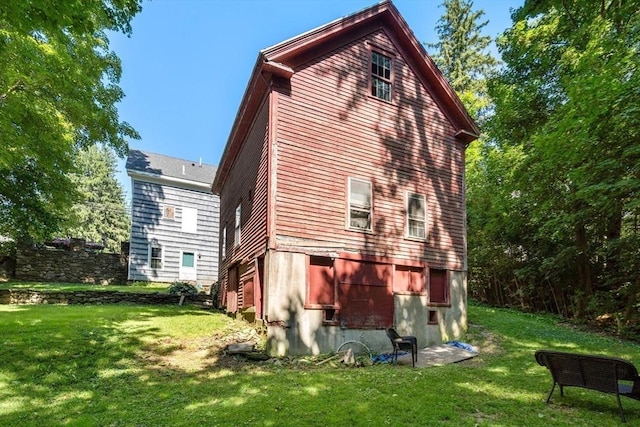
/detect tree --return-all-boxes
[0,0,141,242]
[427,0,497,122]
[481,0,640,329]
[65,145,130,253]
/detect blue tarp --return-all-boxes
[371,352,408,363]
[446,341,477,353]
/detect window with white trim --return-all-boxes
[234,204,241,247]
[348,178,372,231]
[371,51,392,102]
[407,193,426,239]
[149,244,162,269]
[221,225,227,260]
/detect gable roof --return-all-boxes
[127,149,217,191]
[212,0,479,194]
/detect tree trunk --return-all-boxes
[575,222,592,318]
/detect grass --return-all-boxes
[0,280,171,293]
[0,301,639,426]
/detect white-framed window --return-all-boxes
[407,192,426,239]
[149,244,163,269]
[371,51,392,102]
[221,225,227,260]
[163,205,175,220]
[181,207,198,233]
[234,204,241,247]
[348,178,372,231]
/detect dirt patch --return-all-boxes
[458,323,504,366]
[140,325,267,372]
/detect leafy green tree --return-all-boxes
[0,0,141,242]
[65,146,130,253]
[482,0,640,328]
[427,0,497,122]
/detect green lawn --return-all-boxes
[0,280,171,293]
[0,301,639,426]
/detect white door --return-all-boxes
[179,251,197,281]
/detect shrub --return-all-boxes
[168,282,198,295]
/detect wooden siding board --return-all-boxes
[218,98,270,288]
[128,179,219,283]
[274,29,466,270]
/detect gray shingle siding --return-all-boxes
[127,150,219,285]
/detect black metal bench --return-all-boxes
[535,350,640,422]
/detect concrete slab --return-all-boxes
[394,344,477,368]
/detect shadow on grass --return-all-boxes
[1,303,639,426]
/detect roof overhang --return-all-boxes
[128,170,214,193]
[212,0,479,194]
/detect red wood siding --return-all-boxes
[274,29,466,270]
[218,98,270,290]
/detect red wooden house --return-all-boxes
[212,0,479,356]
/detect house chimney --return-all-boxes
[182,165,185,175]
[199,157,202,167]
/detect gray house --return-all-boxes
[126,150,219,286]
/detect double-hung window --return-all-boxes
[371,51,392,102]
[407,193,426,239]
[348,178,372,231]
[221,225,227,260]
[149,244,162,269]
[234,204,241,247]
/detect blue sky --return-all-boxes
[110,0,523,200]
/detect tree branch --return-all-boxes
[562,0,579,28]
[0,80,26,104]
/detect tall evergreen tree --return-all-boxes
[65,146,130,253]
[427,0,497,122]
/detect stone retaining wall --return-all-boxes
[15,247,127,284]
[0,289,213,307]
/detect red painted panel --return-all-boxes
[429,268,448,304]
[337,259,392,287]
[394,265,425,293]
[337,259,393,328]
[243,277,254,308]
[339,283,393,328]
[308,256,335,306]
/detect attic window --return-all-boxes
[371,51,392,102]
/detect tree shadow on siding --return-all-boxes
[126,150,164,281]
[309,34,467,336]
